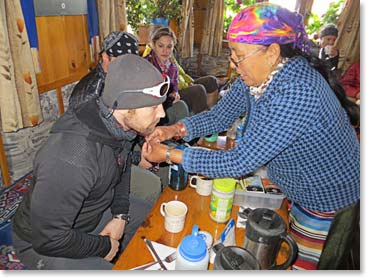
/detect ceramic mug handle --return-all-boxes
[160,202,167,217]
[189,176,198,188]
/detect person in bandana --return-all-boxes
[68,31,140,110]
[143,3,360,270]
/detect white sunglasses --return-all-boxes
[123,75,170,98]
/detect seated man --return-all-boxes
[318,23,340,72]
[69,30,163,203]
[11,55,168,270]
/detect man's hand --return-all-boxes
[138,154,154,169]
[99,218,126,241]
[104,237,119,262]
[329,46,338,58]
[142,141,168,164]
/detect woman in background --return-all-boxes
[145,27,219,120]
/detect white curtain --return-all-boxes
[0,0,42,132]
[336,0,360,74]
[97,0,128,40]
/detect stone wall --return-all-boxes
[178,44,231,79]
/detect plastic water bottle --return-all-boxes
[168,144,188,191]
[175,225,209,270]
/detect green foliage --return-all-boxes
[126,0,182,33]
[145,0,182,20]
[305,0,345,39]
[224,0,256,32]
[126,0,148,33]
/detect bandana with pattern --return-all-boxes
[227,3,310,53]
[101,31,139,57]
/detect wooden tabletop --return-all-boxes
[113,182,290,270]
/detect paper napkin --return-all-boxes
[130,241,177,270]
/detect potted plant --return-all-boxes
[144,0,182,26]
[126,0,182,43]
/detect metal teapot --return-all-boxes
[242,208,298,270]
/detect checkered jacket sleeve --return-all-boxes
[180,57,359,211]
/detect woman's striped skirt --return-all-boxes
[289,202,335,270]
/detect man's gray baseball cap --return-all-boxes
[102,54,167,109]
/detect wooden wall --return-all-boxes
[35,15,91,94]
[194,0,207,44]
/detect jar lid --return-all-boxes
[213,178,236,192]
[179,225,207,262]
[204,133,218,142]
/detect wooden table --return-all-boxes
[113,182,290,270]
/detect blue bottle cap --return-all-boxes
[175,144,187,150]
[179,225,207,262]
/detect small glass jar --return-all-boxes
[202,133,218,149]
[209,178,236,223]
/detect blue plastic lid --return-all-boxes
[179,225,207,262]
[175,144,187,150]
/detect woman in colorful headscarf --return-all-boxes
[143,3,360,270]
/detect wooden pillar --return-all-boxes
[0,133,11,187]
[56,87,65,116]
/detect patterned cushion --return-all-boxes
[0,172,32,269]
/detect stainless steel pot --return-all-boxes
[243,208,298,270]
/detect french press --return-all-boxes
[242,208,298,270]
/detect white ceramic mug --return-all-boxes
[189,175,213,196]
[160,200,188,233]
[324,45,333,56]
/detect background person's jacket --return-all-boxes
[68,62,106,110]
[12,100,133,259]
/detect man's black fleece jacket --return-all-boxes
[12,101,133,259]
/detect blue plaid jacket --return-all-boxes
[181,57,360,212]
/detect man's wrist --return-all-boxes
[113,213,130,224]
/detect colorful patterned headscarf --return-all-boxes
[227,3,310,53]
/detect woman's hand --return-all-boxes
[142,141,169,164]
[146,122,187,143]
[146,125,177,142]
[172,91,180,104]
